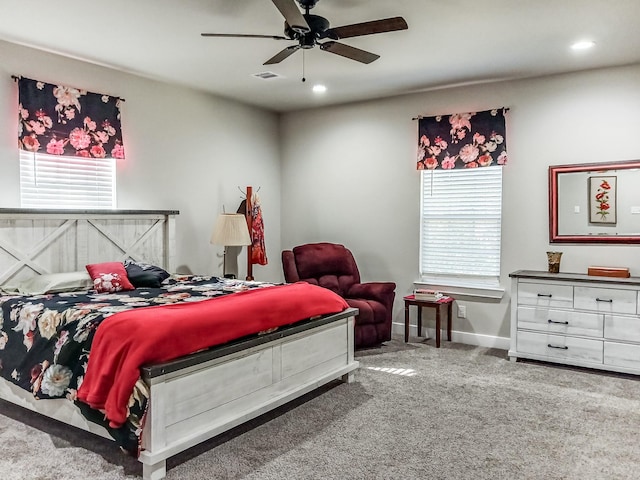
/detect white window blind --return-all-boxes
[420,168,502,287]
[20,150,116,209]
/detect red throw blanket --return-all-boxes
[77,282,348,428]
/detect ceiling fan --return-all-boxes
[201,0,408,65]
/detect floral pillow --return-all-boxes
[85,262,135,293]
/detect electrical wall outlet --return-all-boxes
[458,304,467,318]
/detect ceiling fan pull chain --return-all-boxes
[302,50,306,82]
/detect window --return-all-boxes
[20,150,116,209]
[419,167,503,298]
[16,76,124,209]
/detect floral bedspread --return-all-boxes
[0,275,275,453]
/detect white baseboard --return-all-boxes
[392,321,510,351]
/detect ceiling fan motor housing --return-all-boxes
[285,14,331,47]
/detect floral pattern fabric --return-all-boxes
[17,77,125,159]
[237,196,268,266]
[0,275,275,454]
[417,108,507,170]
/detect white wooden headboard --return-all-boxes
[0,209,178,284]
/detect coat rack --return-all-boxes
[245,186,254,281]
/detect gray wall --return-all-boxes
[2,37,640,348]
[0,40,283,281]
[280,64,640,346]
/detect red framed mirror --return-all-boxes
[549,160,640,243]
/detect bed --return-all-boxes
[0,208,359,480]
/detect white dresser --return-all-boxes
[509,270,640,375]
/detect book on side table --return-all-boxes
[413,288,444,301]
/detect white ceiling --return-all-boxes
[1,0,639,113]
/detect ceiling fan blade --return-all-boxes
[319,41,380,64]
[201,33,288,40]
[327,17,408,39]
[264,45,301,65]
[271,0,310,33]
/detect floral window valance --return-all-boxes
[17,77,125,159]
[416,108,507,170]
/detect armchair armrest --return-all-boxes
[347,282,396,305]
[281,250,300,283]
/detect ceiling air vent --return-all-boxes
[252,71,282,80]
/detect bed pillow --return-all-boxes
[124,260,170,288]
[4,271,93,295]
[85,262,135,293]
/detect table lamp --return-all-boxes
[210,213,251,278]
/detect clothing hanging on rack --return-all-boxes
[250,194,267,266]
[236,193,267,266]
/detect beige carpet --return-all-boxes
[1,337,639,479]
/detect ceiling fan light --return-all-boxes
[312,84,327,93]
[571,40,595,50]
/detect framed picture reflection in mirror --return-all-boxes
[588,175,616,224]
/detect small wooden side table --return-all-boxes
[403,294,454,348]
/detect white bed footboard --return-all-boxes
[139,310,358,480]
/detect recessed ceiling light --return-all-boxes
[571,40,596,51]
[312,84,327,94]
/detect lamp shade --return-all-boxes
[210,213,251,246]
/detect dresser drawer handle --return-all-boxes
[537,293,552,298]
[548,319,569,325]
[595,298,613,303]
[547,344,569,350]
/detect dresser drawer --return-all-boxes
[517,306,603,338]
[604,314,640,342]
[604,342,640,370]
[517,282,573,309]
[516,331,603,364]
[574,286,637,314]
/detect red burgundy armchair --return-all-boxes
[282,242,396,349]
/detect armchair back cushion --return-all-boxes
[283,243,360,297]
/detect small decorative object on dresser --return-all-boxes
[509,270,640,375]
[546,251,563,273]
[587,266,630,278]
